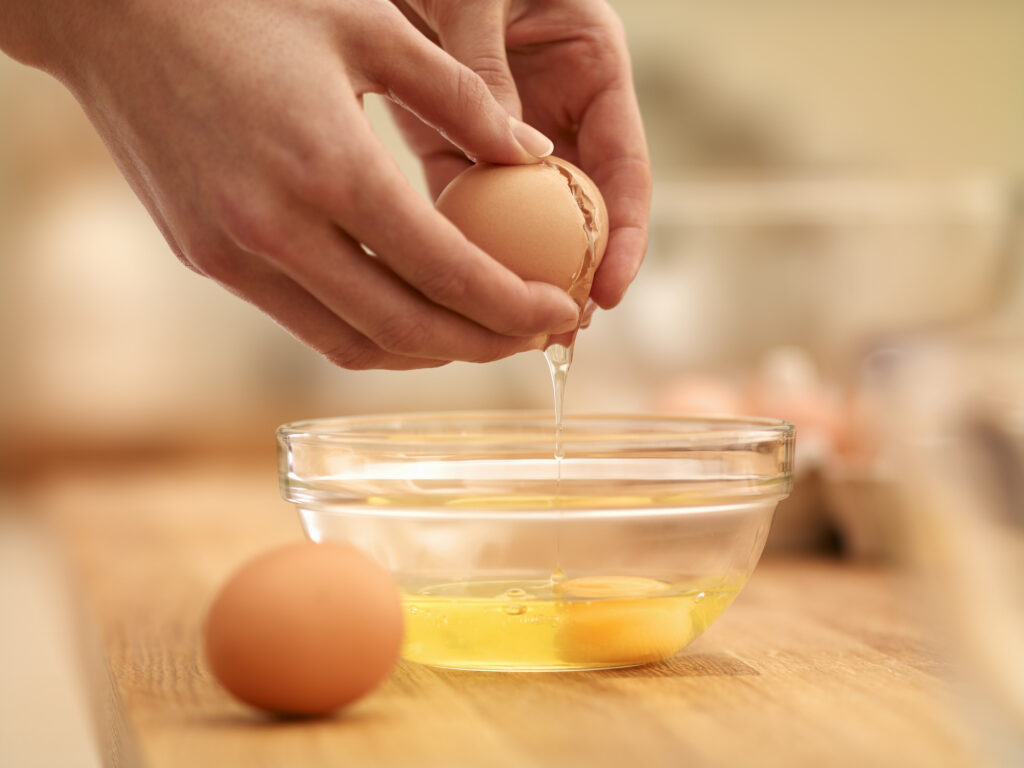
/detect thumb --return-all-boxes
[432,1,522,117]
[372,20,552,165]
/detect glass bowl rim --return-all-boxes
[277,410,795,450]
[277,411,795,517]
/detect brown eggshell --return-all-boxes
[204,541,403,716]
[436,157,608,298]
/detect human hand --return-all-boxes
[392,0,652,310]
[2,0,582,369]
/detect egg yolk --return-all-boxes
[554,576,693,665]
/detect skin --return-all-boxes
[1,0,651,370]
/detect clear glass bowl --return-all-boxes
[277,412,794,671]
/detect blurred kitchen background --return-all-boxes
[2,0,1023,556]
[3,4,1024,764]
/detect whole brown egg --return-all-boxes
[204,541,402,716]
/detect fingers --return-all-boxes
[419,146,476,199]
[385,101,473,198]
[262,215,551,364]
[198,250,451,371]
[385,0,538,197]
[431,0,522,117]
[205,182,559,363]
[357,9,551,165]
[577,82,652,309]
[290,111,581,339]
[386,2,548,196]
[193,211,551,368]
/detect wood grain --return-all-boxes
[33,460,980,768]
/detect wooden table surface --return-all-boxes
[31,460,982,768]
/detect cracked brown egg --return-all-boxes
[436,157,609,307]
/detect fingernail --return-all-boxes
[527,334,548,351]
[579,298,598,329]
[551,307,581,335]
[509,116,554,159]
[546,330,578,350]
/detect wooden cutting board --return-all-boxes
[30,460,981,768]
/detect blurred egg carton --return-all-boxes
[826,327,1024,561]
[653,345,839,555]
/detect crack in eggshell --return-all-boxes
[540,159,608,349]
[544,160,602,309]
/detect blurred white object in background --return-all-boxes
[2,175,314,442]
[638,177,1015,380]
[0,505,102,768]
